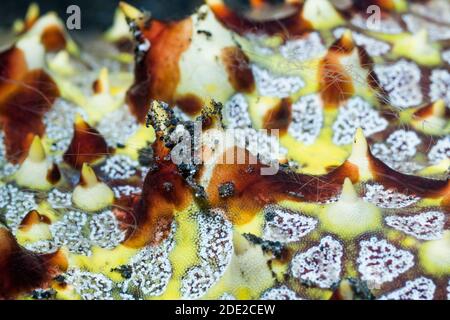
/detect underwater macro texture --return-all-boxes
[0,0,449,300]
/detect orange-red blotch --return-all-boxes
[126,18,193,123]
[0,228,67,299]
[0,47,59,163]
[206,147,357,225]
[124,137,192,248]
[63,117,112,169]
[414,103,435,119]
[413,101,450,120]
[41,25,67,52]
[318,36,356,109]
[92,79,103,94]
[0,47,28,101]
[442,193,450,214]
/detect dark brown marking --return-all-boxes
[209,2,311,39]
[175,94,204,116]
[63,118,112,169]
[369,150,449,198]
[0,47,59,163]
[18,210,51,231]
[46,163,61,185]
[221,46,255,93]
[0,228,67,299]
[263,98,292,135]
[126,18,193,123]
